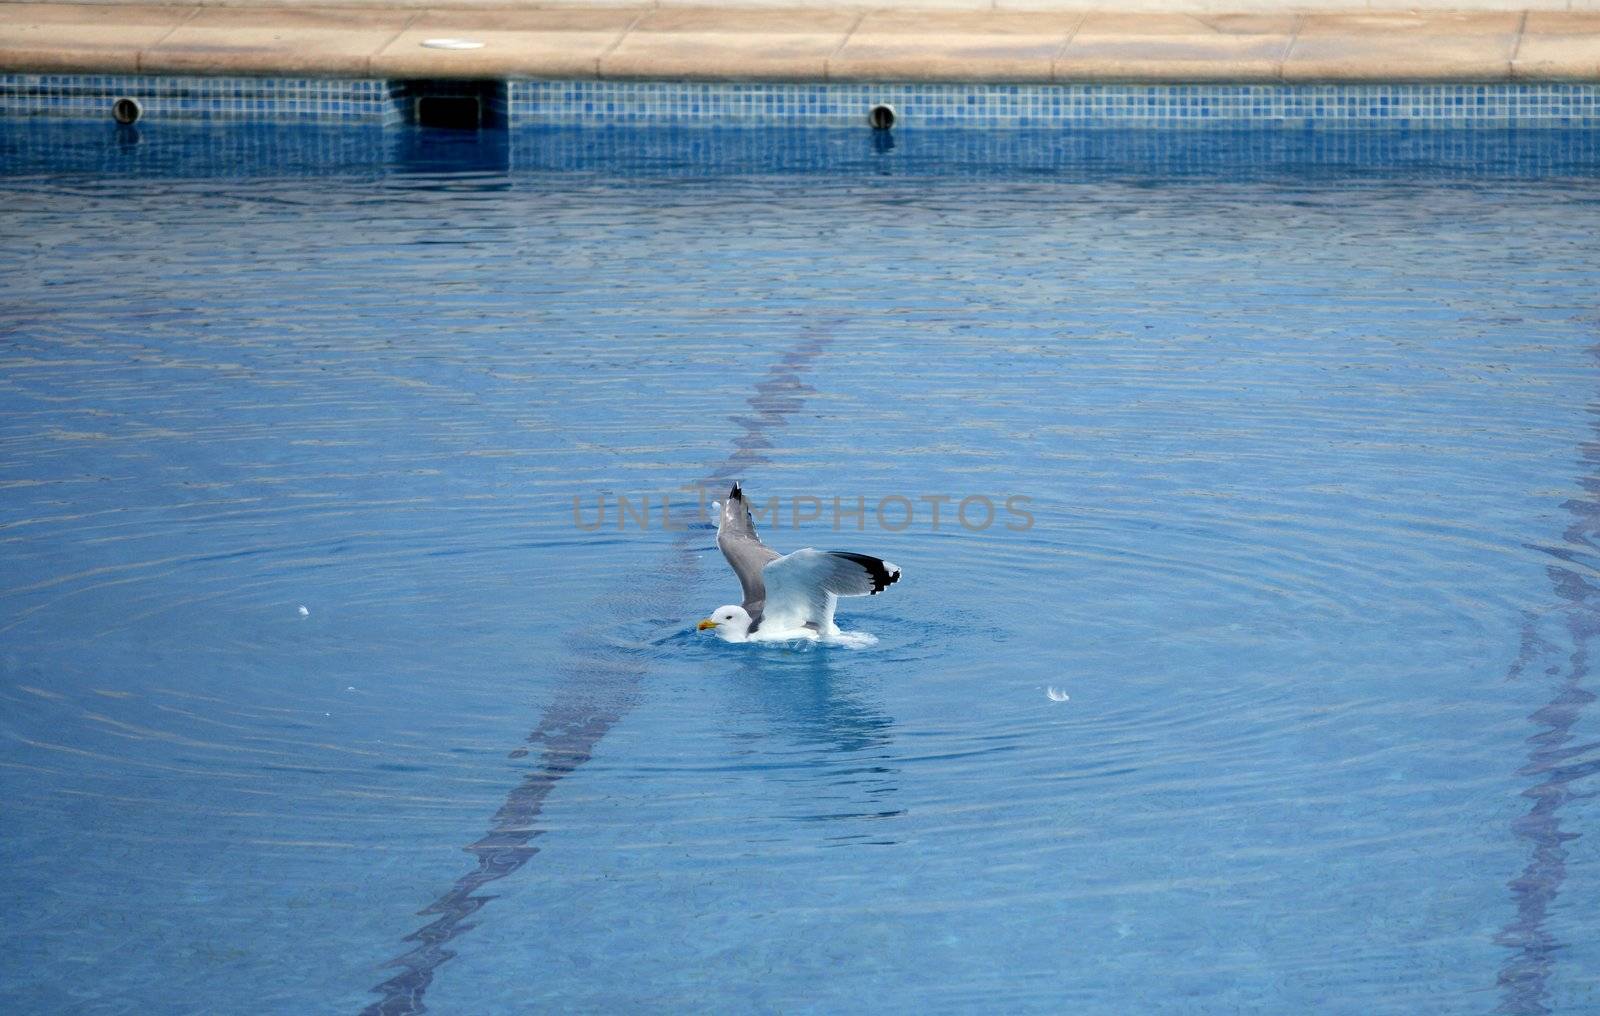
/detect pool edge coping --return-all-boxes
[2,4,1598,84]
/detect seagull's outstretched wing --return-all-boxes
[760,548,901,634]
[716,482,779,616]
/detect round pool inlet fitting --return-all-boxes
[868,104,896,130]
[111,97,142,125]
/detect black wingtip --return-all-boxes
[831,551,902,595]
[729,482,742,500]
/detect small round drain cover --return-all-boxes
[421,38,485,50]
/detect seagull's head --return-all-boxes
[697,605,752,641]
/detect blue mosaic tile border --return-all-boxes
[2,75,1599,130]
[0,74,405,125]
[9,121,1600,181]
[511,82,1600,130]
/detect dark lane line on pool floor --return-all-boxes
[360,329,836,1016]
[1495,338,1600,1016]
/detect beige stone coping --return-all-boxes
[1,3,1598,81]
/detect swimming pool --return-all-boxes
[3,123,1598,1014]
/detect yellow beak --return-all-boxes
[697,619,719,630]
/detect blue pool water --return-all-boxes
[3,124,1600,1015]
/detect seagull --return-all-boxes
[697,483,901,643]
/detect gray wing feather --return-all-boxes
[715,483,779,616]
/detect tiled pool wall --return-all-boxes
[4,74,1600,130]
[0,75,409,126]
[9,120,1600,181]
[512,81,1600,130]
